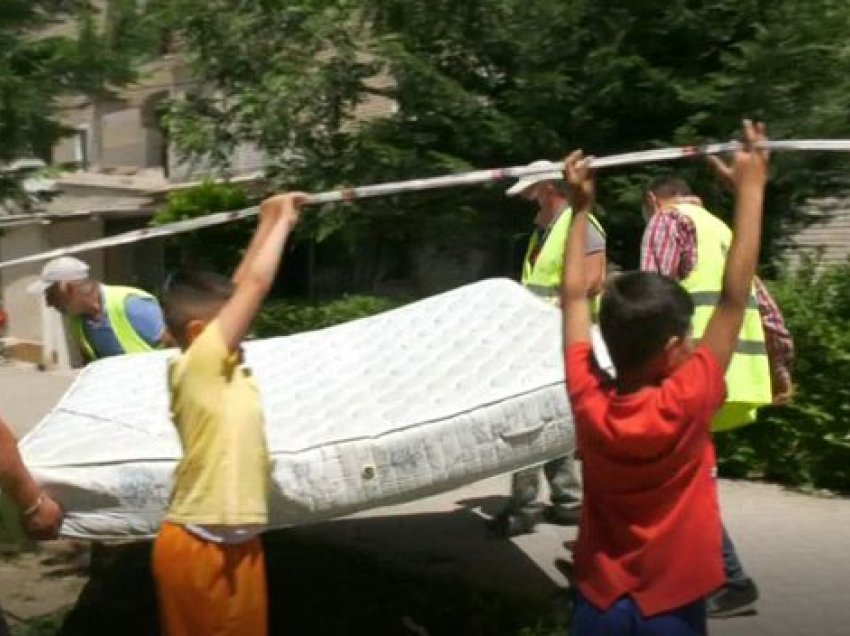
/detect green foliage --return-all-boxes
[716,258,850,491]
[161,0,378,181]
[0,0,158,204]
[161,0,533,282]
[254,294,411,338]
[153,181,252,272]
[162,0,850,272]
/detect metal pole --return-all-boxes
[2,139,850,270]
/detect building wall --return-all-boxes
[53,100,93,167]
[103,220,165,292]
[45,220,106,279]
[784,197,850,269]
[52,55,182,175]
[101,107,145,168]
[0,220,104,366]
[1,225,50,342]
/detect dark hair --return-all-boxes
[599,272,694,373]
[646,176,693,199]
[163,271,234,343]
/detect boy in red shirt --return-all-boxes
[560,120,769,635]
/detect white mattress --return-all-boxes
[19,278,609,540]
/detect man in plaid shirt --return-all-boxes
[640,159,794,619]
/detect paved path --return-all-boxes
[1,363,849,635]
[0,362,77,437]
[300,477,850,636]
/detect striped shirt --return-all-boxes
[640,203,794,381]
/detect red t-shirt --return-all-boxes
[565,342,726,617]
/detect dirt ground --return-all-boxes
[0,541,87,632]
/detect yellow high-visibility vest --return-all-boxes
[70,285,159,361]
[675,203,772,431]
[522,206,606,307]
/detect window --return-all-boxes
[74,126,90,170]
[141,92,170,176]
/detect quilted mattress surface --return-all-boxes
[19,278,607,540]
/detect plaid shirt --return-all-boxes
[640,202,794,382]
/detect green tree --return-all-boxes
[716,258,850,491]
[0,0,160,206]
[162,0,850,272]
[153,181,252,271]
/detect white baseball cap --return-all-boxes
[505,160,564,196]
[26,256,90,294]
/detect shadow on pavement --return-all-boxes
[58,506,565,635]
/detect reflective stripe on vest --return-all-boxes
[70,284,159,360]
[675,203,772,431]
[521,206,605,300]
[689,291,766,355]
[689,291,759,311]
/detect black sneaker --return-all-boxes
[487,505,544,538]
[707,578,759,618]
[544,503,581,526]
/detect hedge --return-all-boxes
[716,259,850,492]
[255,295,412,338]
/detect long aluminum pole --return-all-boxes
[2,139,849,270]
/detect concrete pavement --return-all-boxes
[0,362,77,437]
[295,476,850,636]
[1,362,849,634]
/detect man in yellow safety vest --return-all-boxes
[28,256,165,363]
[640,169,794,619]
[490,160,607,537]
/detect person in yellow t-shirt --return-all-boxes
[153,192,306,636]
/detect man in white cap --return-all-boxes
[28,256,165,362]
[491,160,606,537]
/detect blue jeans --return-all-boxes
[509,456,581,511]
[722,524,748,584]
[571,592,707,636]
[714,463,748,586]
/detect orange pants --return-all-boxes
[152,522,267,636]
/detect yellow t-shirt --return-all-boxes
[165,319,271,526]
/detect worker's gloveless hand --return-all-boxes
[24,493,64,540]
[259,192,309,229]
[733,120,770,190]
[562,150,595,212]
[772,370,793,405]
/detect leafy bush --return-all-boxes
[153,181,253,272]
[255,295,413,338]
[716,258,850,492]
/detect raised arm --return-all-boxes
[584,250,606,298]
[706,154,736,193]
[701,121,769,370]
[561,150,595,347]
[753,276,795,403]
[217,193,306,353]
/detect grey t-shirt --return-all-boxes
[584,221,606,255]
[535,218,605,254]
